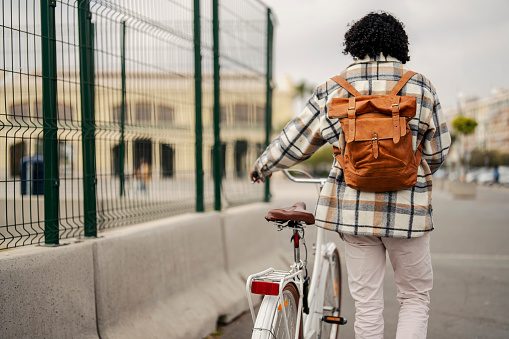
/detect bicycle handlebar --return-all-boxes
[282,169,328,187]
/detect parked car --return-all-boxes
[497,166,509,185]
[453,167,509,185]
[477,169,495,184]
[465,168,483,183]
[434,168,449,179]
[448,171,460,181]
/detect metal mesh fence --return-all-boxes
[90,1,198,229]
[0,0,274,249]
[216,0,267,207]
[1,0,46,247]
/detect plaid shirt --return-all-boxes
[254,55,451,238]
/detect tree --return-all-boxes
[452,116,478,136]
[451,116,478,175]
[469,148,509,167]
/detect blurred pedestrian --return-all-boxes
[136,157,151,193]
[250,11,451,339]
[494,165,500,185]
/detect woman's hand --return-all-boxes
[250,169,271,183]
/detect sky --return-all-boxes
[262,0,509,109]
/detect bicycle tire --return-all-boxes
[320,249,342,339]
[251,283,303,339]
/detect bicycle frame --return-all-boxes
[246,170,338,339]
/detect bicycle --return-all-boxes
[247,169,346,339]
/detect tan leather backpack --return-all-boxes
[328,71,423,192]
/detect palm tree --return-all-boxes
[452,116,478,177]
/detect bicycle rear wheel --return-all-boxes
[252,283,302,339]
[320,249,342,339]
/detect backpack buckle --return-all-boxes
[371,133,379,159]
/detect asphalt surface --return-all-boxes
[212,175,509,339]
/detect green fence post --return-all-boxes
[78,0,97,237]
[119,21,126,197]
[194,0,204,212]
[264,8,274,203]
[212,0,221,211]
[40,0,59,245]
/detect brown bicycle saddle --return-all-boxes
[265,202,315,225]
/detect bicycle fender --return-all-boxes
[252,295,279,339]
[251,281,302,339]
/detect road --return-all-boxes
[214,175,509,338]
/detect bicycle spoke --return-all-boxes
[271,287,298,339]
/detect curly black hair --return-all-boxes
[343,11,410,64]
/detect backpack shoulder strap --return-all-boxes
[331,75,362,96]
[390,71,417,95]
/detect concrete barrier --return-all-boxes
[0,203,303,339]
[0,242,98,339]
[447,180,477,199]
[222,202,293,281]
[93,212,246,339]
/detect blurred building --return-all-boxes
[0,71,294,181]
[444,89,509,163]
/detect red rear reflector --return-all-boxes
[251,281,279,296]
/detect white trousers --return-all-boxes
[343,233,432,339]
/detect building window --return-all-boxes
[211,143,226,178]
[9,141,28,177]
[9,102,31,120]
[134,139,152,189]
[136,103,152,124]
[256,142,265,155]
[133,139,152,170]
[220,105,227,124]
[234,140,248,178]
[255,105,265,125]
[233,104,249,123]
[113,104,130,124]
[157,105,175,125]
[160,144,175,178]
[111,145,120,176]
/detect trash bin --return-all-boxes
[21,154,44,195]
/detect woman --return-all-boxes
[250,11,451,339]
